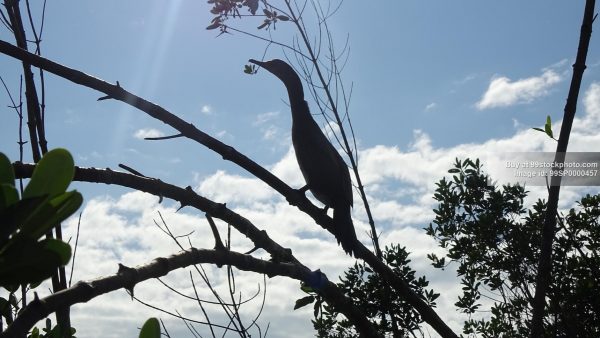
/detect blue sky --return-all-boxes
[1,1,599,337]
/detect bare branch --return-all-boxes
[0,41,457,336]
[530,1,596,336]
[11,163,382,338]
[1,248,381,338]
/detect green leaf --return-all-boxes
[48,191,83,227]
[277,15,290,21]
[19,191,82,239]
[29,326,40,338]
[12,196,55,239]
[0,196,48,245]
[139,317,161,338]
[313,297,322,318]
[0,153,18,211]
[43,238,72,265]
[544,115,554,139]
[0,183,19,211]
[300,284,315,293]
[23,148,75,200]
[29,280,43,289]
[294,295,315,310]
[0,237,70,287]
[0,153,15,186]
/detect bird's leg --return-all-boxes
[298,185,310,194]
[298,185,329,212]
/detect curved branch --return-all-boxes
[0,43,457,337]
[13,163,297,263]
[12,164,381,338]
[1,248,379,338]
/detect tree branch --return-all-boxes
[0,44,458,337]
[12,163,381,338]
[0,248,380,338]
[530,1,596,337]
[13,163,297,264]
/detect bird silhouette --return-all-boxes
[249,58,357,256]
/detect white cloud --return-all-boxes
[568,82,600,150]
[215,129,233,141]
[476,69,561,109]
[270,146,304,187]
[58,193,278,337]
[196,170,276,204]
[261,124,280,140]
[253,111,279,125]
[323,120,341,138]
[133,128,164,139]
[453,73,477,85]
[581,82,600,126]
[424,102,437,111]
[56,82,600,337]
[201,104,212,114]
[253,111,286,143]
[371,199,433,226]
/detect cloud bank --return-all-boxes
[55,82,600,337]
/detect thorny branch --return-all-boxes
[0,38,457,337]
[1,248,379,338]
[11,163,382,338]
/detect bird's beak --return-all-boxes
[248,59,265,67]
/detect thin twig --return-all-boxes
[68,212,83,287]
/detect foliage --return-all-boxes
[206,0,290,33]
[139,317,161,338]
[300,245,439,337]
[27,318,76,338]
[425,158,600,337]
[0,149,82,329]
[532,115,557,141]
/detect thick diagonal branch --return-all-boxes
[530,1,596,337]
[1,44,457,337]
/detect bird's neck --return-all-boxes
[281,74,304,105]
[290,100,311,121]
[279,75,311,123]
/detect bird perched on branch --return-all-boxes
[249,58,357,256]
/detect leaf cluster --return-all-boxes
[206,0,290,33]
[0,149,82,327]
[426,158,600,337]
[306,245,439,337]
[27,318,76,338]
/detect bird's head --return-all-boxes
[249,58,304,101]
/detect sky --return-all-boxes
[1,1,599,337]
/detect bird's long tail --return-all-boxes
[333,205,357,256]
